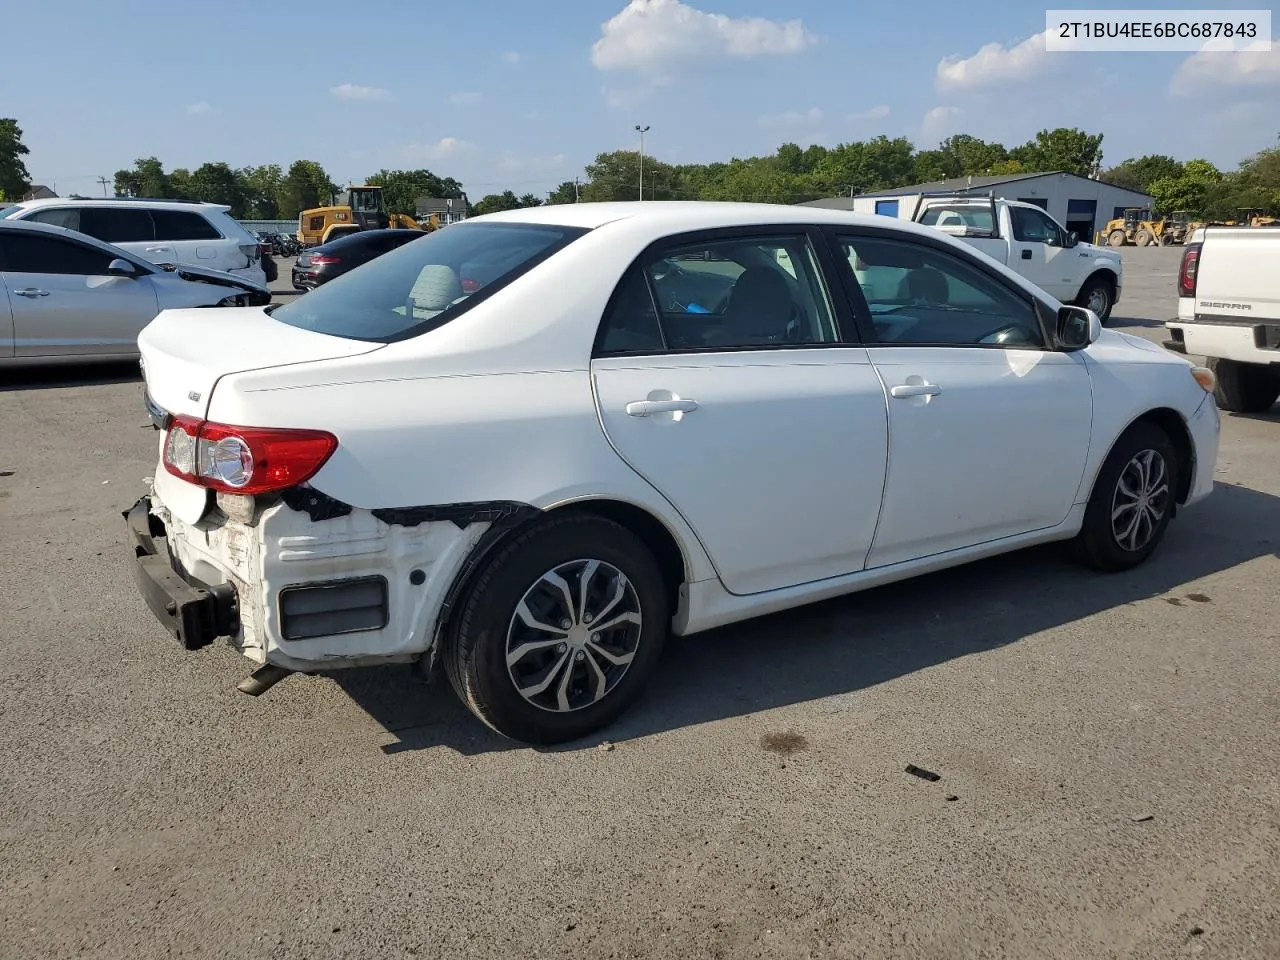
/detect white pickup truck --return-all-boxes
[1165,226,1280,413]
[910,196,1124,322]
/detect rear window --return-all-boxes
[80,207,156,243]
[270,222,588,342]
[153,210,223,241]
[918,204,996,237]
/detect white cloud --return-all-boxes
[922,106,964,141]
[1171,39,1280,96]
[329,83,393,102]
[591,0,817,72]
[758,107,823,127]
[448,91,482,105]
[503,50,521,63]
[402,137,473,160]
[186,101,212,115]
[935,31,1071,91]
[849,104,890,122]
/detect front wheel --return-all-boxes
[1108,229,1127,247]
[1076,276,1115,323]
[443,513,669,744]
[1072,422,1178,572]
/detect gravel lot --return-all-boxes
[2,247,1277,960]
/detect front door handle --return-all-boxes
[14,288,50,297]
[626,399,699,417]
[890,383,941,399]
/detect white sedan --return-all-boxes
[125,202,1220,744]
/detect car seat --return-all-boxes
[719,267,794,344]
[897,266,949,304]
[409,264,464,317]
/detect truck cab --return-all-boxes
[912,195,1123,322]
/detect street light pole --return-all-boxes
[635,124,649,201]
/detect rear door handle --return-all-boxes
[626,399,699,417]
[890,383,941,399]
[14,288,50,297]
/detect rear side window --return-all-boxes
[918,204,996,237]
[27,207,82,231]
[80,208,155,243]
[270,222,588,342]
[0,233,116,275]
[153,210,222,241]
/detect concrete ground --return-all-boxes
[1,247,1277,960]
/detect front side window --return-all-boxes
[79,207,155,243]
[270,221,586,342]
[838,235,1044,348]
[0,234,116,275]
[597,233,839,354]
[1011,207,1065,246]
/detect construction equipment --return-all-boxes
[296,185,424,248]
[1101,208,1169,247]
[1160,211,1199,246]
[1237,208,1279,228]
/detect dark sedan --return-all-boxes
[291,229,423,290]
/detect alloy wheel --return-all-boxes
[505,559,643,713]
[1110,449,1170,551]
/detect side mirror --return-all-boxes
[1057,304,1101,349]
[107,258,137,278]
[1065,231,1079,248]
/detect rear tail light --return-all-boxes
[1178,243,1201,298]
[309,255,341,265]
[162,415,337,495]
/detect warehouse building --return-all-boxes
[801,172,1153,244]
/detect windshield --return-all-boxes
[0,205,21,219]
[270,221,588,342]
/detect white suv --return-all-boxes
[1,198,266,286]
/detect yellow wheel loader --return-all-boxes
[296,185,425,248]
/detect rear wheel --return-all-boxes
[443,513,669,744]
[1073,422,1179,572]
[1209,358,1280,413]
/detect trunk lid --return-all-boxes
[138,305,384,420]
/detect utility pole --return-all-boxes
[574,176,580,202]
[97,176,110,197]
[635,124,649,201]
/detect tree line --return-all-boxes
[1,117,1276,221]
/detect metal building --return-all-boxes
[801,172,1153,244]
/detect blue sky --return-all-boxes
[6,0,1278,200]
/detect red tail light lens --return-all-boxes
[162,416,337,495]
[309,255,341,265]
[1178,243,1200,298]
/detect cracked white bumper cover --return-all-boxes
[147,481,492,671]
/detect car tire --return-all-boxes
[1075,276,1115,323]
[1208,358,1280,413]
[1135,229,1153,246]
[443,512,669,744]
[1107,229,1127,247]
[1072,421,1178,573]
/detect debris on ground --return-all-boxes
[905,764,941,782]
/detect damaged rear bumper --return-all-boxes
[124,496,239,650]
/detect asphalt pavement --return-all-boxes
[1,247,1277,960]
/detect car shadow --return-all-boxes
[336,481,1280,756]
[0,360,142,391]
[1108,315,1164,329]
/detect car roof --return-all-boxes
[10,197,231,213]
[465,200,951,239]
[316,228,422,250]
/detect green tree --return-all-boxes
[1010,128,1105,177]
[546,180,580,204]
[0,119,32,200]
[581,150,682,201]
[239,164,284,218]
[278,160,335,219]
[186,162,246,214]
[113,156,171,198]
[1148,159,1224,215]
[937,134,1008,176]
[1101,155,1183,193]
[471,190,524,215]
[365,168,464,215]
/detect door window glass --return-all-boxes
[79,208,155,243]
[628,234,838,351]
[27,207,82,231]
[838,235,1044,348]
[1010,207,1065,246]
[0,234,117,275]
[152,210,222,241]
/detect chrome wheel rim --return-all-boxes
[505,559,643,713]
[1110,449,1169,552]
[1087,287,1108,315]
